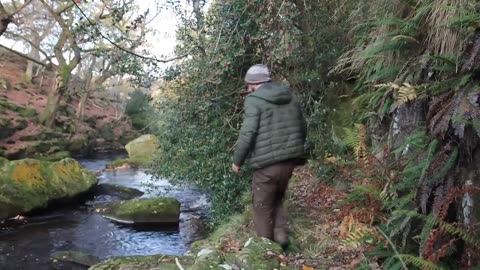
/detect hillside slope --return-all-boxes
[0,47,139,159]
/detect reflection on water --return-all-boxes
[0,154,208,270]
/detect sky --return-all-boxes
[137,1,178,60]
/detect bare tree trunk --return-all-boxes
[25,41,40,82]
[40,68,70,126]
[76,89,91,121]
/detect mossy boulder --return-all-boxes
[124,134,158,163]
[33,151,71,162]
[0,158,97,220]
[67,135,89,153]
[103,197,180,224]
[234,237,283,270]
[51,251,101,267]
[190,248,224,270]
[89,255,194,270]
[94,184,144,200]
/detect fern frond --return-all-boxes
[419,216,436,255]
[343,124,368,160]
[398,254,446,270]
[394,210,480,246]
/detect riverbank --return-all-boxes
[89,166,370,270]
[0,153,209,270]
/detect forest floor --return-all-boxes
[211,162,382,270]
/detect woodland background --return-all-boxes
[1,0,479,269]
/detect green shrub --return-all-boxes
[125,90,153,130]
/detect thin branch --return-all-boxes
[376,227,409,270]
[70,0,192,63]
[5,31,55,66]
[39,0,81,67]
[0,44,47,67]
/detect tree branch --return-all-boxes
[70,0,192,63]
[5,31,55,66]
[0,44,47,67]
[39,0,81,67]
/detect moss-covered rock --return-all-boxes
[0,158,97,220]
[88,255,194,270]
[67,135,89,153]
[124,134,158,163]
[51,251,101,267]
[234,237,283,270]
[33,151,71,162]
[94,184,144,200]
[103,197,180,224]
[190,248,224,270]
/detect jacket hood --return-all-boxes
[249,82,292,105]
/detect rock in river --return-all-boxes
[106,134,159,169]
[102,197,180,224]
[125,134,158,163]
[0,157,97,220]
[94,183,144,200]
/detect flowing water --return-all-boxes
[0,153,209,270]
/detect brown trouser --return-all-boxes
[252,160,295,244]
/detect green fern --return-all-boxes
[429,147,458,184]
[394,210,480,246]
[399,254,446,270]
[419,214,436,254]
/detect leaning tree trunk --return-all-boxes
[25,40,41,83]
[40,67,71,127]
[76,89,91,121]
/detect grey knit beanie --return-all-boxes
[244,64,271,84]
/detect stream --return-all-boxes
[0,152,209,270]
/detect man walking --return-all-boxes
[232,64,307,249]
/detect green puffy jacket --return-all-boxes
[233,82,307,169]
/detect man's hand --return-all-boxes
[232,163,241,173]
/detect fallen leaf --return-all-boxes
[302,265,315,270]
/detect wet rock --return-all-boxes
[0,158,97,220]
[51,251,101,267]
[234,237,283,270]
[105,134,158,169]
[105,158,143,170]
[94,184,144,200]
[88,255,194,270]
[180,218,209,244]
[102,197,180,224]
[68,134,91,155]
[124,134,158,163]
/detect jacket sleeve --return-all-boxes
[233,97,260,166]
